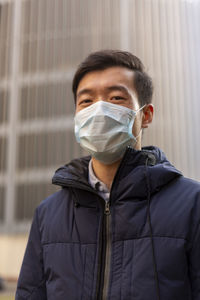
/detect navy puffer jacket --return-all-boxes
[16,146,200,300]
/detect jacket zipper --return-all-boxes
[102,201,111,299]
[96,200,111,300]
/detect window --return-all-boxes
[0,137,7,172]
[0,90,9,124]
[17,130,76,170]
[15,182,59,221]
[20,81,73,120]
[0,186,5,221]
[0,3,13,79]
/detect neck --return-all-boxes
[91,141,142,189]
[91,158,122,190]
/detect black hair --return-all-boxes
[72,49,153,106]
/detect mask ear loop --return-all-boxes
[128,104,146,139]
[136,104,146,112]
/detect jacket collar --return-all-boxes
[52,146,182,198]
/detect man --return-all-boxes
[16,50,200,300]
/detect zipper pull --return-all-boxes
[104,201,110,215]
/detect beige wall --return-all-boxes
[0,234,28,279]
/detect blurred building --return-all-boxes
[0,0,200,279]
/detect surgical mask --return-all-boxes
[74,101,145,164]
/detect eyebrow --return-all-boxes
[77,88,93,98]
[77,85,130,98]
[106,85,130,94]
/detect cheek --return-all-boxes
[75,105,81,113]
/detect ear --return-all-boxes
[141,104,154,129]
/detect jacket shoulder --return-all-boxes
[35,188,74,241]
[38,187,72,211]
[176,176,200,192]
[171,175,200,228]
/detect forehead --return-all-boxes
[77,66,136,93]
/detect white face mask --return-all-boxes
[74,101,145,164]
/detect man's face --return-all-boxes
[75,66,148,150]
[76,66,140,112]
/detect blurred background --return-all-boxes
[0,0,200,298]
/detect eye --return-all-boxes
[111,95,126,101]
[78,99,93,105]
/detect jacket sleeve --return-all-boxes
[15,208,47,300]
[189,222,200,299]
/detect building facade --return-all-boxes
[0,0,200,278]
